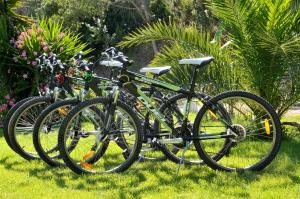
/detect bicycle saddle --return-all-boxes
[140,66,171,76]
[179,57,214,67]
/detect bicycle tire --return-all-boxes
[8,96,53,160]
[3,97,34,151]
[193,91,282,172]
[58,97,143,174]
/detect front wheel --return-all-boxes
[58,97,142,174]
[193,91,282,172]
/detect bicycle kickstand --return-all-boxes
[138,149,145,162]
[176,142,192,176]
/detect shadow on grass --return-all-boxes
[0,128,4,138]
[0,138,299,197]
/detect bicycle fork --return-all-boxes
[104,86,120,133]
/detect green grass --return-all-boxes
[1,128,300,199]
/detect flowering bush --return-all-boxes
[0,95,15,127]
[6,18,92,97]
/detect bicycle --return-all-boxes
[7,54,81,160]
[57,49,282,174]
[32,48,172,166]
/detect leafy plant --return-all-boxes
[11,18,92,96]
[0,0,32,101]
[119,20,240,94]
[208,0,300,117]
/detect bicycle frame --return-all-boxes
[101,65,235,141]
[111,67,209,137]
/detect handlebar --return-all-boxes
[99,47,133,69]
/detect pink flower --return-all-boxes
[49,52,54,56]
[15,40,24,48]
[37,28,43,33]
[17,42,24,49]
[31,61,37,66]
[18,35,24,41]
[60,47,64,52]
[4,95,10,100]
[20,32,27,39]
[43,47,48,52]
[21,50,27,57]
[9,100,14,106]
[41,42,47,47]
[27,29,33,34]
[57,32,65,39]
[1,104,8,110]
[33,51,38,56]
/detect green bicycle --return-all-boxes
[58,49,282,174]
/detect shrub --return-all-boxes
[0,95,15,127]
[4,18,92,98]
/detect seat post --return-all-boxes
[188,65,198,99]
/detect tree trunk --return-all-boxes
[132,0,158,54]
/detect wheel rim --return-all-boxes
[62,102,139,173]
[14,101,49,158]
[38,104,74,164]
[197,96,277,170]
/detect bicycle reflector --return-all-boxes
[264,119,271,135]
[55,74,65,84]
[80,162,94,170]
[57,108,68,116]
[83,150,95,160]
[80,150,95,170]
[209,110,218,120]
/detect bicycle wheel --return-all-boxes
[193,91,282,171]
[3,97,34,151]
[33,99,79,166]
[58,97,142,174]
[131,91,167,162]
[8,96,53,160]
[154,93,209,165]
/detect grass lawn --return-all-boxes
[0,127,300,199]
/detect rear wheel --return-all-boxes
[154,93,208,165]
[33,99,79,166]
[3,97,34,151]
[8,97,52,160]
[193,91,282,171]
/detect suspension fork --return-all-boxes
[104,86,120,132]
